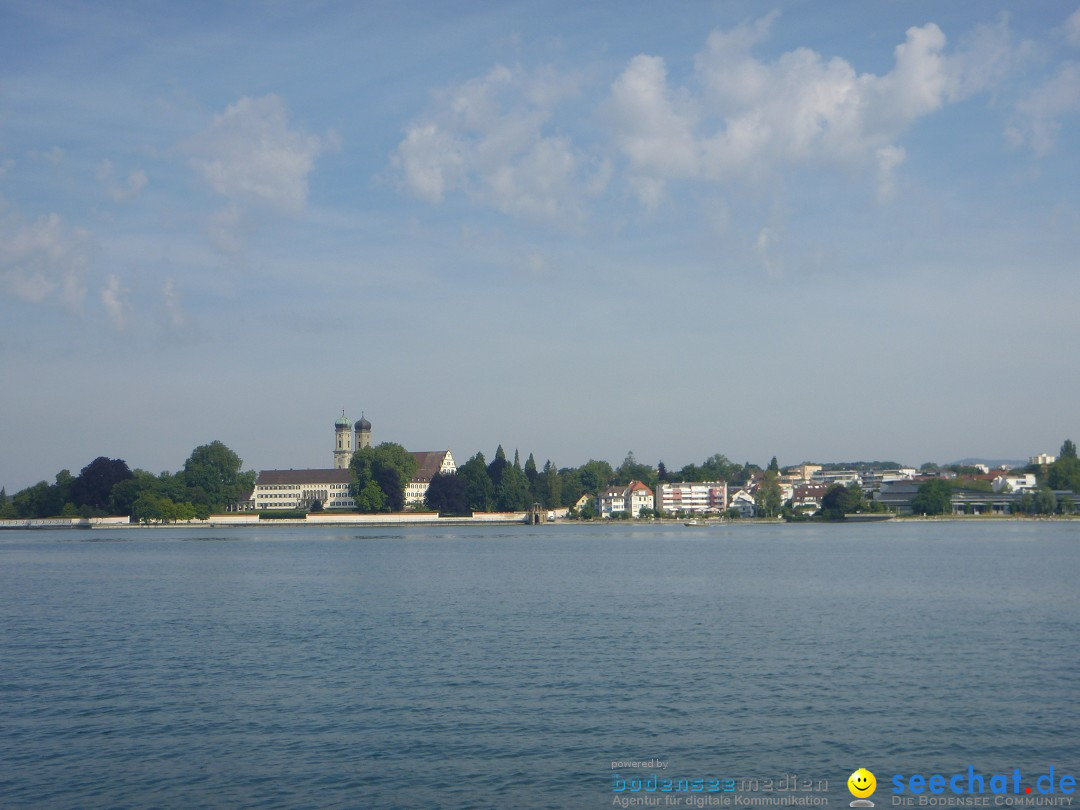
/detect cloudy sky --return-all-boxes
[2,0,1079,490]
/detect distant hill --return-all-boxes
[949,458,1028,469]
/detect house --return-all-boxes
[597,481,655,518]
[404,450,457,506]
[728,489,755,518]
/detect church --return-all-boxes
[237,413,455,511]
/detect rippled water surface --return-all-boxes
[2,521,1078,808]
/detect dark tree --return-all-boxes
[1061,439,1078,460]
[657,461,668,482]
[425,472,470,515]
[820,483,854,520]
[487,445,509,491]
[912,479,953,515]
[71,457,133,512]
[524,453,538,484]
[375,465,405,512]
[458,452,494,512]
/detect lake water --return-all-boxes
[1,521,1078,809]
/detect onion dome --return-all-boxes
[335,411,351,429]
[355,415,371,432]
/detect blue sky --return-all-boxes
[2,0,1079,490]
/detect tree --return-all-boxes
[0,488,14,519]
[1048,440,1080,494]
[767,456,780,473]
[912,479,953,515]
[425,472,470,515]
[71,457,133,512]
[496,463,532,511]
[758,470,783,518]
[524,453,538,484]
[1032,485,1058,515]
[349,443,417,513]
[487,445,509,491]
[458,452,494,512]
[182,441,252,513]
[820,484,853,520]
[577,459,614,495]
[535,460,562,509]
[615,451,658,490]
[558,467,584,507]
[657,461,668,482]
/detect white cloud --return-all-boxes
[97,159,147,201]
[187,95,325,214]
[393,65,605,226]
[100,274,129,329]
[1007,62,1080,155]
[0,209,90,307]
[606,15,1016,202]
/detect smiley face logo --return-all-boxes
[848,768,877,798]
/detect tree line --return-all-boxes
[0,441,254,523]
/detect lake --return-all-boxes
[1,520,1078,809]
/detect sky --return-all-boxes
[2,0,1079,491]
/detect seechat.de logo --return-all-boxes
[850,768,878,807]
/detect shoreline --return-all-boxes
[2,513,1078,531]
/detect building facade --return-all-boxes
[656,481,727,515]
[239,413,454,511]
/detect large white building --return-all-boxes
[240,413,454,511]
[656,481,728,515]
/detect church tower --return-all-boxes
[355,414,372,450]
[334,411,354,469]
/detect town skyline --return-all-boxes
[2,1,1079,491]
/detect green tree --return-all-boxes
[577,459,614,495]
[350,443,418,513]
[912,479,953,515]
[767,456,780,473]
[458,452,494,512]
[1033,485,1058,515]
[182,441,252,513]
[496,463,532,511]
[425,472,470,515]
[615,451,658,490]
[1047,440,1080,493]
[758,470,783,518]
[558,467,584,507]
[535,460,562,509]
[71,457,133,512]
[820,484,853,520]
[0,487,14,519]
[487,445,509,491]
[524,453,538,484]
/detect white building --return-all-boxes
[239,413,454,511]
[656,481,727,515]
[728,489,756,518]
[992,473,1037,493]
[405,450,457,506]
[597,480,655,518]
